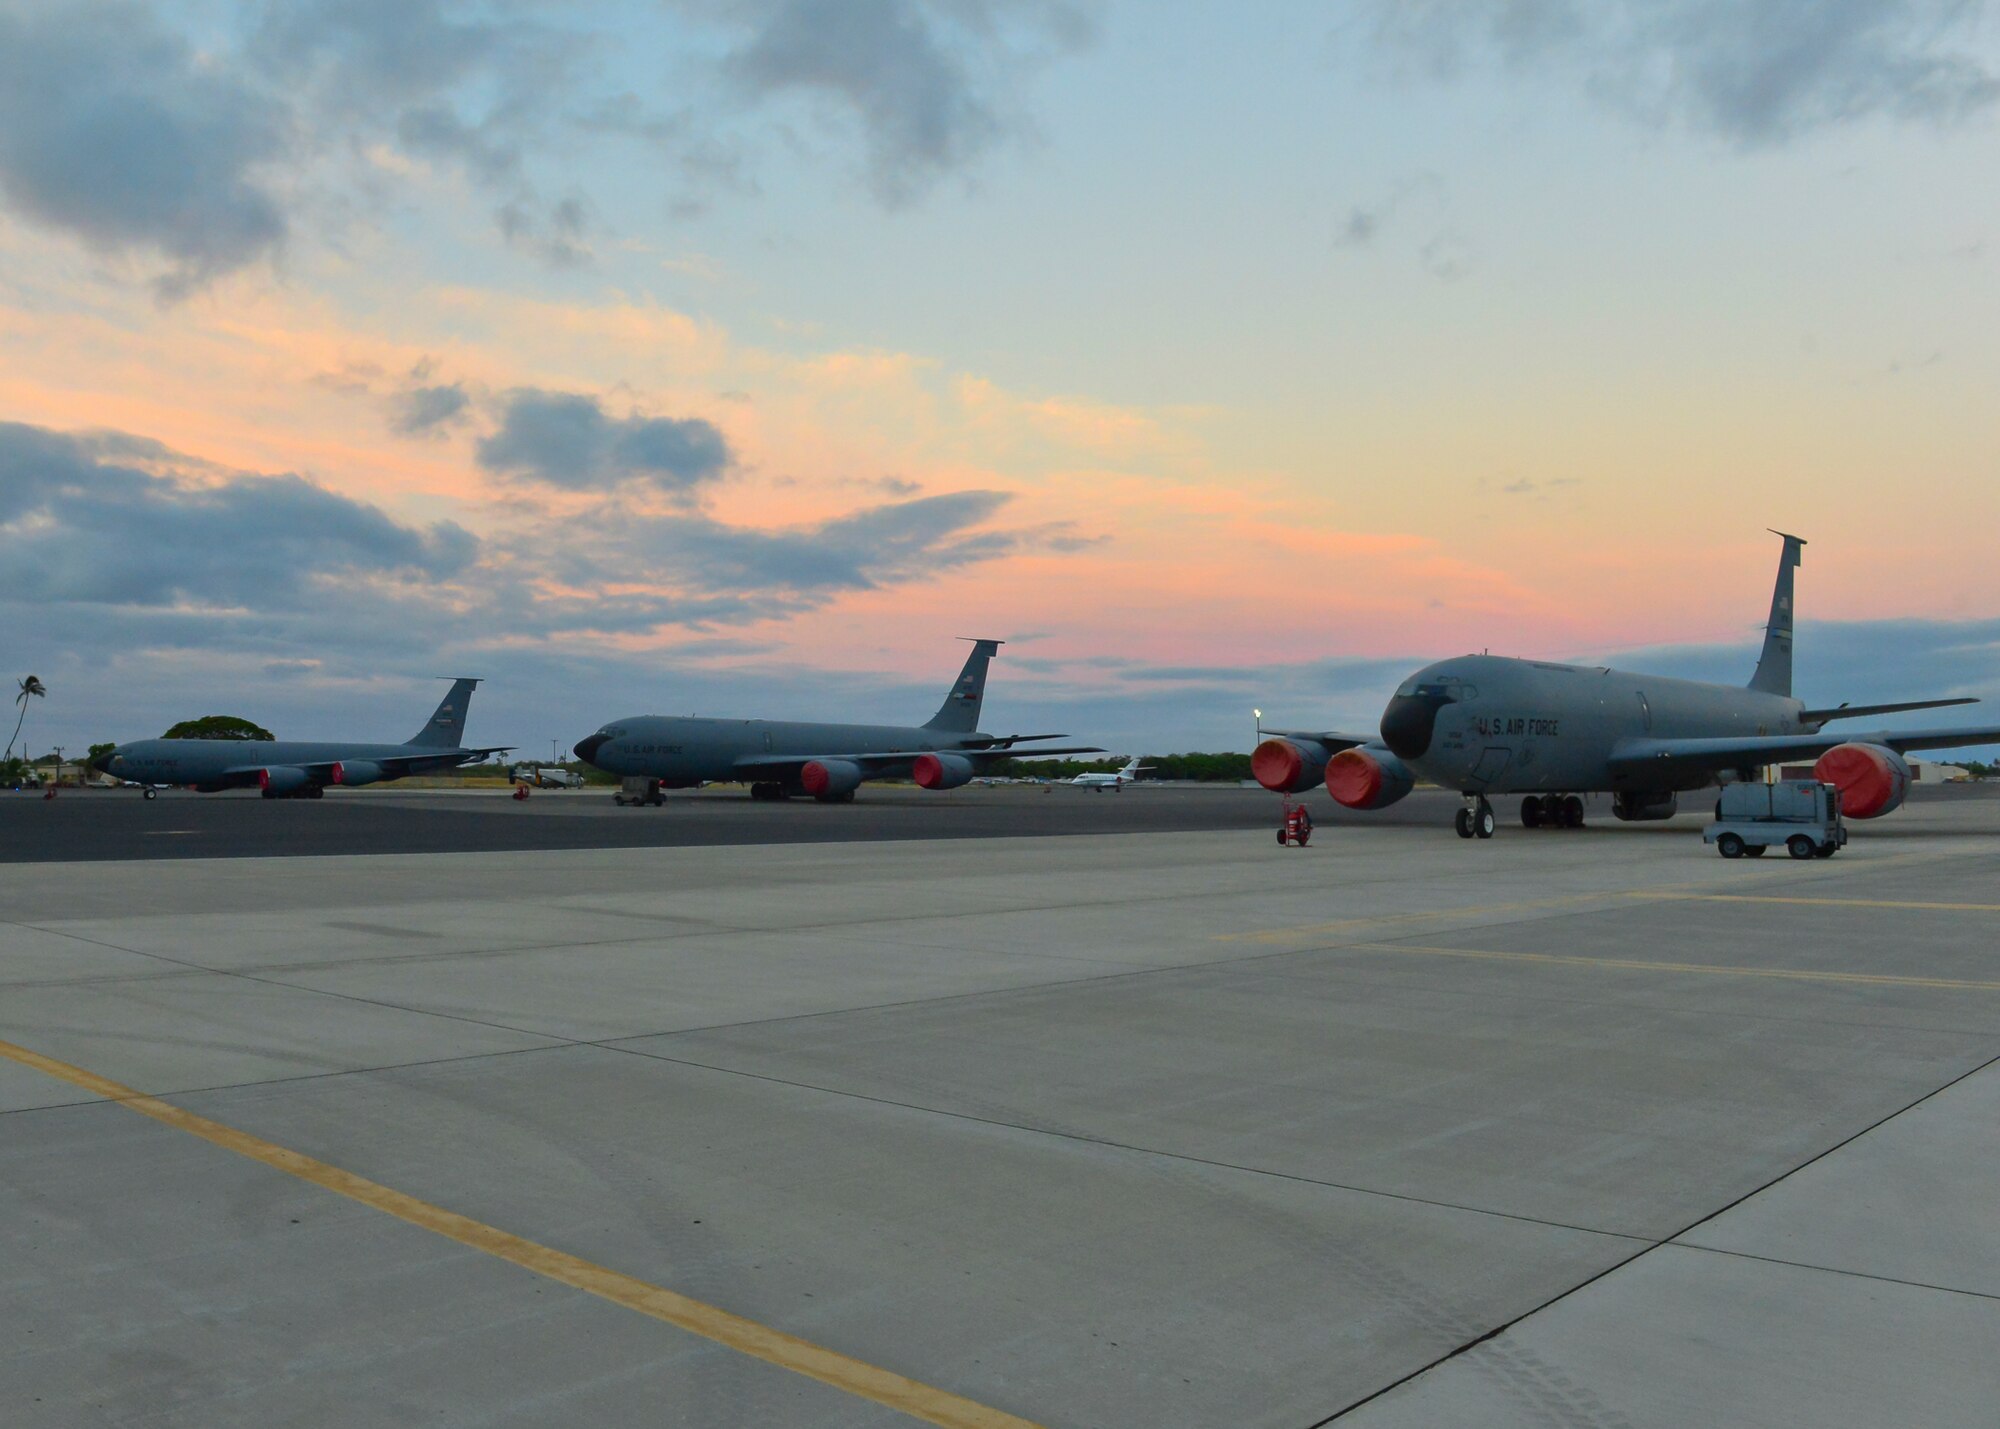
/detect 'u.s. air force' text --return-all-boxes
[1472,716,1561,738]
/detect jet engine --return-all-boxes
[332,760,386,787]
[258,766,310,795]
[913,752,975,790]
[1252,737,1331,794]
[1323,746,1414,810]
[800,759,863,798]
[1813,743,1910,819]
[1613,791,1678,822]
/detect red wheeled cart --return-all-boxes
[1276,798,1313,847]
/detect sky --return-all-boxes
[3,0,1999,761]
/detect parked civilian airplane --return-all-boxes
[1253,533,2000,838]
[91,679,507,799]
[1067,757,1151,791]
[572,640,1099,801]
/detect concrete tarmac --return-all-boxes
[3,789,1998,1426]
[5,782,1456,864]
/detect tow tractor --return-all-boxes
[1276,797,1313,847]
[614,776,666,807]
[1704,780,1846,860]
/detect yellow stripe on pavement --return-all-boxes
[0,1037,1042,1429]
[1638,893,2000,914]
[1341,943,2000,992]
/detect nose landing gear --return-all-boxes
[1455,797,1496,839]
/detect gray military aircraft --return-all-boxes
[572,639,1098,801]
[1255,532,2000,838]
[91,678,508,799]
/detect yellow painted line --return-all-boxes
[0,1038,1041,1429]
[1341,943,2000,993]
[1639,894,2000,914]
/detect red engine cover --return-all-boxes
[1324,749,1384,808]
[913,753,946,789]
[1813,743,1910,819]
[1323,747,1414,810]
[800,760,834,796]
[1253,738,1327,793]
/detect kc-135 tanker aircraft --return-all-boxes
[573,638,1099,800]
[90,678,508,798]
[1254,532,2000,838]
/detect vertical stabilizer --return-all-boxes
[407,677,480,747]
[1748,532,1805,696]
[923,639,1002,733]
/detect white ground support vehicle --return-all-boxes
[1704,781,1847,860]
[510,765,584,789]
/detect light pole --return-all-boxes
[1253,709,1262,748]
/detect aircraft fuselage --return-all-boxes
[100,739,480,791]
[575,717,997,787]
[1382,655,1810,795]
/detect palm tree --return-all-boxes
[6,675,46,762]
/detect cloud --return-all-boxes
[248,0,509,112]
[623,489,1029,594]
[1334,207,1381,248]
[0,422,475,610]
[714,0,1097,205]
[387,382,473,437]
[475,388,733,493]
[1363,0,2000,145]
[0,1,292,297]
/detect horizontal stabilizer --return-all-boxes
[1800,697,1977,724]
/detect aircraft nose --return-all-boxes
[89,749,118,774]
[573,732,610,766]
[1380,690,1453,761]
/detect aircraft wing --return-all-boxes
[1610,724,2000,780]
[216,747,512,781]
[730,746,1102,774]
[1262,728,1376,751]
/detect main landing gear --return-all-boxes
[1520,794,1584,830]
[1455,797,1497,839]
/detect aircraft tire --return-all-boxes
[1521,797,1542,828]
[1561,795,1584,828]
[1717,833,1744,859]
[1814,842,1837,858]
[142,787,157,801]
[1455,808,1474,839]
[1787,834,1817,860]
[1474,804,1496,839]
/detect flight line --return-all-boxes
[80,533,2000,848]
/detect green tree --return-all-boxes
[6,674,46,762]
[163,715,275,741]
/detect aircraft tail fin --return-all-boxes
[923,639,1002,733]
[1748,532,1805,697]
[407,677,480,747]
